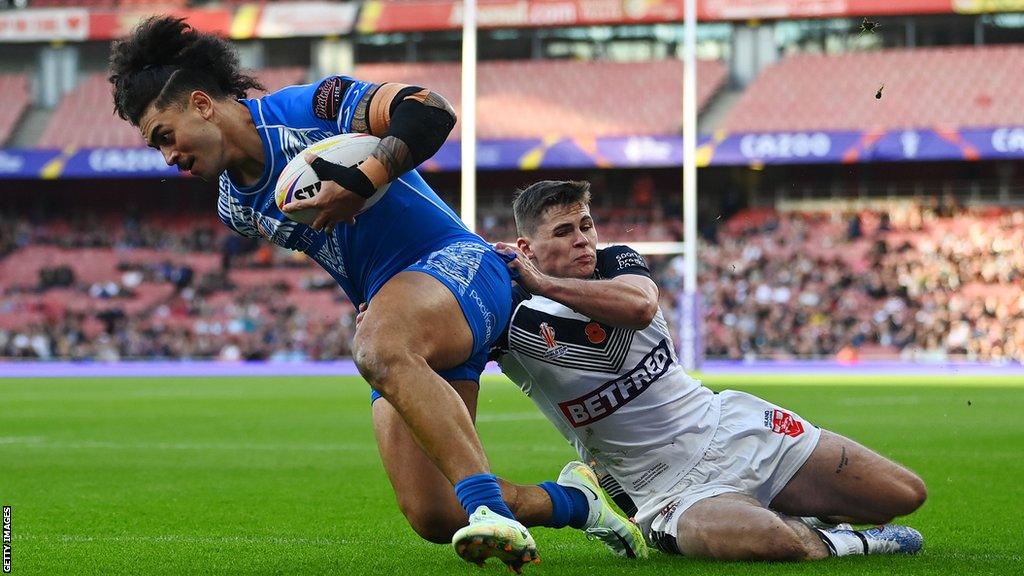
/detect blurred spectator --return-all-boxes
[1,202,1021,364]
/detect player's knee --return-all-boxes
[401,505,464,544]
[683,520,811,561]
[353,337,413,390]
[868,470,927,522]
[895,472,928,515]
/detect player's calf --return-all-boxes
[677,504,824,561]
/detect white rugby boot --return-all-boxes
[452,506,540,573]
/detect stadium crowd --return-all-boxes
[693,204,1024,363]
[1,200,1022,364]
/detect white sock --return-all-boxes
[815,528,868,557]
[800,516,835,529]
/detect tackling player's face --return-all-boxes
[522,203,598,279]
[139,92,225,181]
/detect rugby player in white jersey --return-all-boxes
[488,180,928,560]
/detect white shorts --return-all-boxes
[636,390,821,552]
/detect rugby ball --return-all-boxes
[274,133,388,225]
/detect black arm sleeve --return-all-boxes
[384,86,457,166]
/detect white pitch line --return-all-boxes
[0,437,377,452]
[0,436,45,445]
[17,534,349,546]
[838,395,924,406]
[0,433,568,453]
[476,412,546,422]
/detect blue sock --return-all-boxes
[539,481,590,529]
[454,473,517,520]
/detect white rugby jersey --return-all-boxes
[493,246,720,503]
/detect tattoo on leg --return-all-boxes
[835,446,849,474]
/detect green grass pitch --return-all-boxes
[1,374,1021,575]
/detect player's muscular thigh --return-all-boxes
[770,430,926,522]
[355,271,474,371]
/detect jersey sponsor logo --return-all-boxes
[312,77,345,120]
[764,409,805,438]
[469,289,496,343]
[584,322,606,344]
[557,339,672,427]
[540,322,569,359]
[614,251,646,271]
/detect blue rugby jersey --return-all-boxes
[216,76,480,305]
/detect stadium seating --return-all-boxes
[252,66,307,95]
[36,60,727,147]
[355,59,729,138]
[38,73,146,148]
[0,74,30,147]
[723,45,1024,132]
[29,0,185,7]
[37,67,308,149]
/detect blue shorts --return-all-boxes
[370,241,512,402]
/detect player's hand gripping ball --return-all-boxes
[275,133,389,227]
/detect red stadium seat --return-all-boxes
[723,46,1024,132]
[355,59,728,138]
[37,68,309,149]
[0,74,30,146]
[35,61,727,147]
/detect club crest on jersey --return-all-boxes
[764,409,805,438]
[539,322,569,359]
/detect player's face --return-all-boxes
[521,203,598,279]
[139,92,226,181]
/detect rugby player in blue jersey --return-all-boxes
[108,16,644,570]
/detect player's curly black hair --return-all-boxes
[109,16,264,126]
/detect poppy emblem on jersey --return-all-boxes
[585,322,607,344]
[539,322,569,359]
[764,409,805,438]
